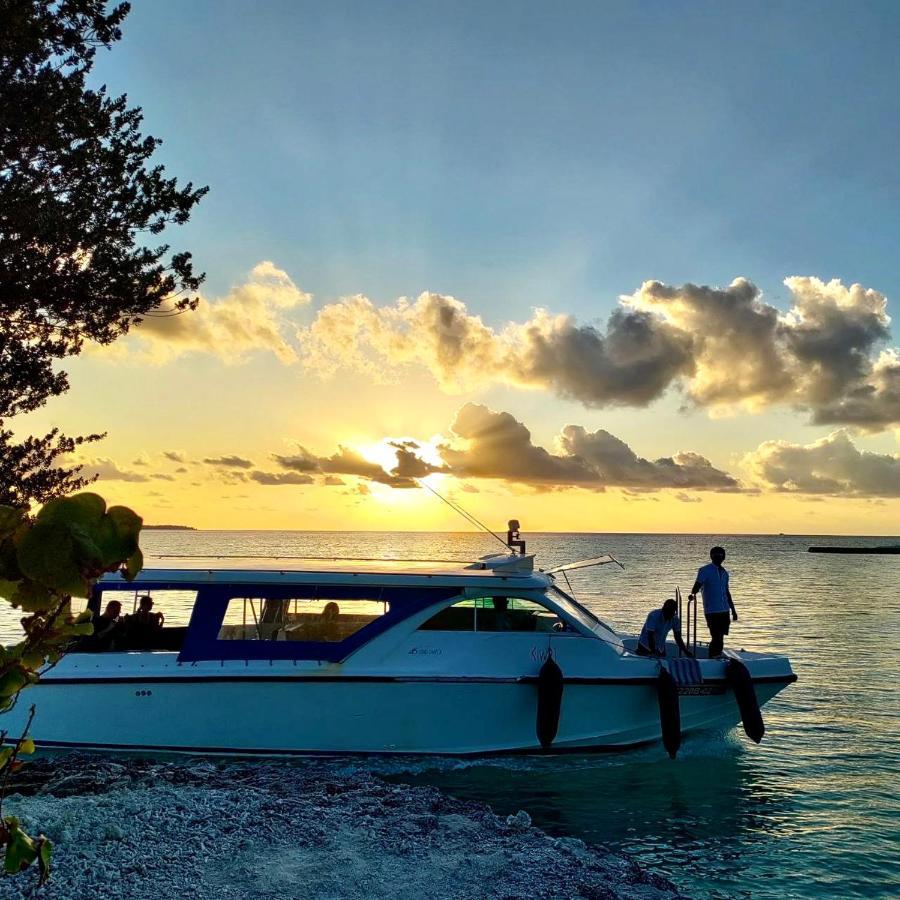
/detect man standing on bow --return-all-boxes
[689,546,738,658]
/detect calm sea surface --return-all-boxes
[3,530,898,899]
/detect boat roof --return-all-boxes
[99,556,554,591]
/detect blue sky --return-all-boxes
[94,0,900,317]
[30,0,900,532]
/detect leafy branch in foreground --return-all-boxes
[0,492,143,884]
[0,706,48,884]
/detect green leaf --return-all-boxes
[36,493,106,530]
[37,837,51,886]
[0,537,22,581]
[0,507,27,541]
[69,524,105,575]
[0,747,13,769]
[108,505,142,535]
[95,505,142,567]
[0,579,21,602]
[16,521,88,597]
[0,668,29,698]
[3,819,37,874]
[123,547,143,581]
[19,738,35,755]
[9,581,54,613]
[21,649,46,669]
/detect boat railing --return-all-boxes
[676,586,698,657]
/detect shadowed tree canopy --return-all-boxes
[0,0,207,505]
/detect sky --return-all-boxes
[15,0,900,532]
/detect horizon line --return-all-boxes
[141,527,900,538]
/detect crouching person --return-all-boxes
[637,598,692,658]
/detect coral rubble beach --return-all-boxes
[0,756,686,899]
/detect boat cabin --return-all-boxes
[75,557,621,663]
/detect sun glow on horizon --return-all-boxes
[356,437,447,477]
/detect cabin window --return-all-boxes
[217,596,388,643]
[417,599,476,631]
[74,588,197,652]
[549,586,617,635]
[418,596,562,633]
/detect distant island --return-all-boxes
[142,524,197,531]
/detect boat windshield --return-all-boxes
[548,585,619,638]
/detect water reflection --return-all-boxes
[388,734,800,897]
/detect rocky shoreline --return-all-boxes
[0,756,687,900]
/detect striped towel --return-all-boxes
[664,657,703,686]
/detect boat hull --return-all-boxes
[3,674,793,756]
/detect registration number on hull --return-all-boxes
[678,684,727,696]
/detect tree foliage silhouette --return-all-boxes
[0,0,207,504]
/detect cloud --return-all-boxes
[389,441,447,479]
[96,261,311,365]
[440,405,599,486]
[203,455,255,469]
[298,291,693,407]
[513,307,694,406]
[274,446,418,488]
[743,429,900,496]
[557,424,740,490]
[163,450,187,463]
[249,471,315,485]
[601,276,897,425]
[298,276,900,430]
[82,458,150,483]
[628,278,789,408]
[322,475,345,486]
[270,403,740,493]
[440,404,740,490]
[85,258,900,431]
[810,349,900,429]
[781,277,891,404]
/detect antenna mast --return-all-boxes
[417,481,514,553]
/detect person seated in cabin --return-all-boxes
[319,601,341,641]
[491,597,512,631]
[124,595,165,649]
[86,600,124,651]
[636,598,692,658]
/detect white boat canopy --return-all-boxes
[544,555,625,575]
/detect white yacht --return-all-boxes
[4,545,795,757]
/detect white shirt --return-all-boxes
[695,563,730,614]
[639,608,681,652]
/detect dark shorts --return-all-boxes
[705,611,731,637]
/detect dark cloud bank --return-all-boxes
[85,407,900,499]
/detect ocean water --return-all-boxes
[3,529,899,899]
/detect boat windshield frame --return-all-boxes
[548,584,620,639]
